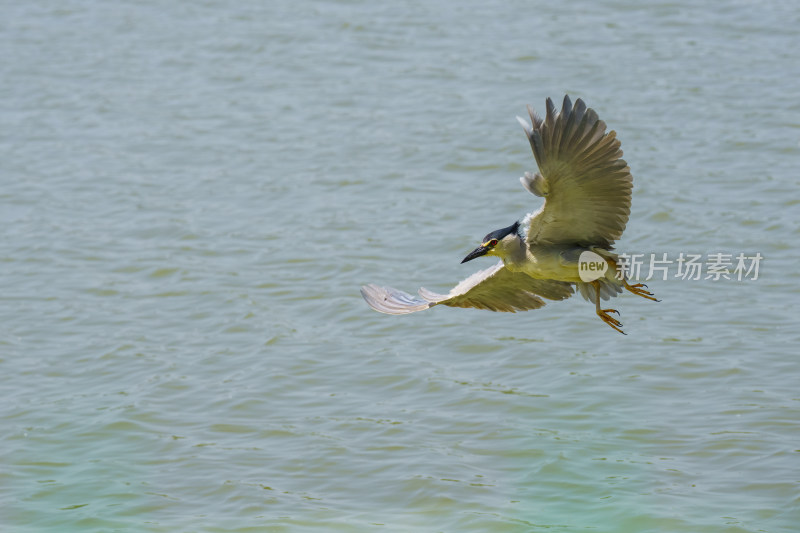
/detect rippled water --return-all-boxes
[2,1,799,531]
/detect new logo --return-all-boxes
[578,250,609,282]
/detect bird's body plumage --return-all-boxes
[361,95,657,333]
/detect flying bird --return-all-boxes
[361,95,658,334]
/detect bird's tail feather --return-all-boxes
[576,278,623,302]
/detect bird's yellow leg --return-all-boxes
[606,259,660,302]
[592,281,625,335]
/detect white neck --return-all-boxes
[495,234,526,268]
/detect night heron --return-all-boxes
[361,95,658,334]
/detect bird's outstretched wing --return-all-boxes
[517,95,632,248]
[361,262,574,315]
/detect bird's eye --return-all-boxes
[489,239,498,247]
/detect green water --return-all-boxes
[2,1,798,531]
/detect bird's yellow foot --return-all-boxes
[624,281,660,302]
[597,308,626,335]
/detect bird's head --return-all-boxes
[461,221,522,263]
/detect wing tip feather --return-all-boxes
[360,284,431,315]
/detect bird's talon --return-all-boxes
[624,282,658,301]
[600,317,625,334]
[597,308,624,332]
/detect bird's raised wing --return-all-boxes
[518,95,632,248]
[361,262,573,315]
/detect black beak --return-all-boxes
[461,245,489,264]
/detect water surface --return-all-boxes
[2,1,799,531]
